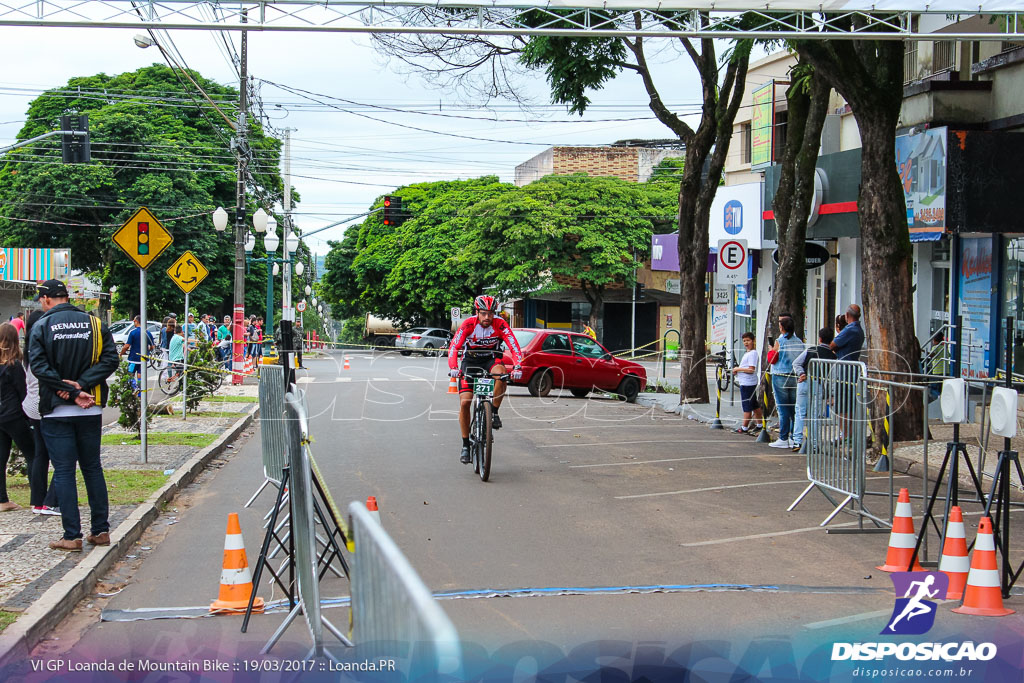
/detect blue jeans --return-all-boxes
[41,415,108,540]
[772,375,797,441]
[793,381,809,446]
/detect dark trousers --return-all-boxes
[0,415,35,504]
[41,415,108,540]
[28,419,58,509]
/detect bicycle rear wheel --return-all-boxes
[479,401,492,482]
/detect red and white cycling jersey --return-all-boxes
[447,316,523,370]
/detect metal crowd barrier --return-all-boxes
[349,501,462,677]
[788,358,890,530]
[246,364,288,508]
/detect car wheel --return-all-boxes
[400,350,411,356]
[528,369,553,398]
[422,343,435,357]
[616,376,641,403]
[570,388,589,399]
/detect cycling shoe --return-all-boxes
[460,446,471,464]
[491,413,502,430]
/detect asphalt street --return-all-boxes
[27,350,1024,673]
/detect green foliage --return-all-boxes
[0,65,287,317]
[468,174,654,298]
[645,158,684,234]
[519,31,628,115]
[108,362,142,435]
[340,315,366,344]
[183,338,223,413]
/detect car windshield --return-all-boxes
[512,331,536,348]
[407,328,428,335]
[109,321,131,333]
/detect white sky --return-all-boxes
[0,26,746,254]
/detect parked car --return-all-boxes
[111,320,162,346]
[500,328,647,402]
[396,327,452,356]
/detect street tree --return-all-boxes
[373,15,752,402]
[468,174,654,338]
[0,65,285,317]
[764,63,830,346]
[796,26,923,440]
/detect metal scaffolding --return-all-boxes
[0,1,1020,41]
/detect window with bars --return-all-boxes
[933,40,956,74]
[904,41,919,84]
[740,122,751,165]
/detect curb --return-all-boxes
[0,403,260,670]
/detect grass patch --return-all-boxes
[190,411,247,419]
[102,432,218,448]
[4,469,168,507]
[207,394,259,403]
[0,610,16,633]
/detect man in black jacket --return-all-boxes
[28,280,119,552]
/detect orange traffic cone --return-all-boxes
[343,356,351,370]
[877,488,924,572]
[366,496,381,525]
[210,513,264,614]
[938,506,970,600]
[953,516,1015,617]
[447,376,458,394]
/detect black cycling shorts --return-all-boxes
[458,354,504,393]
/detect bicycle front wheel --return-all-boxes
[479,401,492,482]
[158,368,182,396]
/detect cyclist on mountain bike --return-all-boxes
[448,295,523,464]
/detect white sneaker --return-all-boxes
[788,439,797,448]
[769,438,790,448]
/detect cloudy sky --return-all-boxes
[0,23,723,254]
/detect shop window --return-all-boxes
[740,122,751,165]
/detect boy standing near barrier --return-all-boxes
[732,332,762,434]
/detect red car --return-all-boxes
[500,328,647,402]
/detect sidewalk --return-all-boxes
[0,380,260,659]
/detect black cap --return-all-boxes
[34,279,69,301]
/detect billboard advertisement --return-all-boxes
[895,126,946,242]
[751,82,775,168]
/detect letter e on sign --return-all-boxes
[717,239,747,285]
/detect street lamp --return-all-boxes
[252,207,269,234]
[304,284,312,296]
[213,207,228,232]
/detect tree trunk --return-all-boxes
[677,145,713,404]
[769,70,830,341]
[797,36,923,442]
[581,281,605,342]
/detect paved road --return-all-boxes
[27,350,1024,674]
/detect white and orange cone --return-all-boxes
[877,488,925,572]
[953,516,1015,617]
[343,356,351,370]
[447,376,458,394]
[938,506,970,600]
[210,513,264,614]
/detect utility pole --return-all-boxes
[232,10,248,385]
[281,128,295,386]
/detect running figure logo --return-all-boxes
[882,572,949,635]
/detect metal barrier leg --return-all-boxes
[819,494,854,527]
[787,483,816,512]
[245,478,272,509]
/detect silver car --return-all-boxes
[111,320,162,345]
[396,327,451,356]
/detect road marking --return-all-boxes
[616,479,809,500]
[680,521,862,547]
[371,377,390,381]
[803,608,897,631]
[513,422,688,432]
[571,453,805,468]
[539,439,743,448]
[335,377,352,382]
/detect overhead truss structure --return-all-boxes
[0,1,1022,40]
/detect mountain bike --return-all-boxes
[462,366,511,482]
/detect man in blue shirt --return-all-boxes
[119,316,155,387]
[831,304,865,361]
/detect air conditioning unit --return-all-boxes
[989,387,1018,438]
[940,378,967,423]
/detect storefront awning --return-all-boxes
[910,230,944,243]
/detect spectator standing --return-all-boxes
[10,311,25,337]
[216,315,232,363]
[159,317,176,350]
[23,310,59,516]
[0,323,33,512]
[792,327,837,452]
[769,315,804,449]
[831,304,865,361]
[119,315,155,386]
[28,279,118,552]
[731,331,762,434]
[835,314,847,335]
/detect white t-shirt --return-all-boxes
[737,349,760,386]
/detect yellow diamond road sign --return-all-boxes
[167,251,209,294]
[112,207,173,270]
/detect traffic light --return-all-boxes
[60,114,91,164]
[382,196,407,226]
[137,222,150,255]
